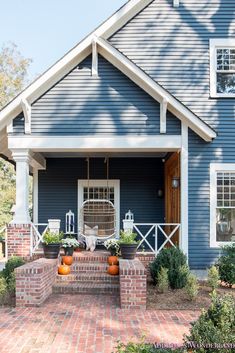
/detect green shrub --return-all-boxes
[217,244,235,287]
[114,340,183,353]
[185,273,199,301]
[207,265,219,291]
[3,256,25,282]
[157,267,169,293]
[150,247,189,289]
[0,277,7,298]
[6,273,16,294]
[184,292,235,353]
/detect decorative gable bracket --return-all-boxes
[21,98,31,134]
[160,98,168,134]
[92,38,98,76]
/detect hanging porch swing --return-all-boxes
[79,158,116,241]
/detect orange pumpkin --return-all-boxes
[58,264,71,275]
[108,256,118,266]
[107,265,119,276]
[62,255,73,266]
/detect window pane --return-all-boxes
[216,48,235,71]
[217,73,235,93]
[216,208,235,242]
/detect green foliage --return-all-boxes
[61,238,81,248]
[119,230,139,244]
[150,247,189,289]
[0,43,31,228]
[185,292,235,353]
[43,231,63,245]
[185,273,199,301]
[114,339,184,353]
[3,256,25,282]
[157,267,169,293]
[207,265,219,291]
[0,276,7,298]
[217,244,235,287]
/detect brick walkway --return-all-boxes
[0,295,199,353]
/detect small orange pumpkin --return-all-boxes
[108,256,118,266]
[107,265,119,276]
[58,264,71,276]
[62,255,73,266]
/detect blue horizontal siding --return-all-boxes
[38,158,165,243]
[110,0,235,269]
[12,55,180,135]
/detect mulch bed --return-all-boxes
[147,281,235,310]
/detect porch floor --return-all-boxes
[0,294,199,353]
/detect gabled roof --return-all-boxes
[0,0,216,142]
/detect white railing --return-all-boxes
[133,223,181,255]
[30,223,49,255]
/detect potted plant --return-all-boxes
[104,238,120,256]
[42,231,62,259]
[119,230,139,260]
[61,237,81,256]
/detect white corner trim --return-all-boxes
[0,0,153,131]
[6,122,13,134]
[33,168,38,223]
[8,135,182,152]
[210,38,235,98]
[160,98,167,134]
[210,163,235,248]
[92,39,98,76]
[77,179,120,237]
[180,124,188,257]
[21,98,31,134]
[173,0,179,7]
[97,37,216,142]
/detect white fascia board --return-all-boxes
[8,135,182,152]
[97,38,216,142]
[0,0,153,130]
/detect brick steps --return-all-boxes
[55,272,119,284]
[53,282,119,295]
[70,262,109,273]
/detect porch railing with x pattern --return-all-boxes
[133,223,181,255]
[30,223,49,256]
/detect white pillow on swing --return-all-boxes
[84,225,98,236]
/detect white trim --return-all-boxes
[92,39,98,76]
[160,98,167,134]
[210,38,235,98]
[33,169,38,223]
[6,122,13,134]
[210,163,235,248]
[180,124,188,257]
[21,99,31,134]
[77,179,120,238]
[97,37,216,142]
[0,0,153,130]
[8,135,182,152]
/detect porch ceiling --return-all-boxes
[42,152,168,158]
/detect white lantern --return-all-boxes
[123,210,134,233]
[66,210,75,234]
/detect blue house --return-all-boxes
[0,0,235,272]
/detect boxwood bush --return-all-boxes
[114,340,184,353]
[217,244,235,287]
[3,256,25,283]
[149,247,189,289]
[184,292,235,353]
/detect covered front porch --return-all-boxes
[6,133,188,260]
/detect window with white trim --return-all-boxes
[210,39,235,97]
[210,164,235,247]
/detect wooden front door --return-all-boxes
[164,152,180,246]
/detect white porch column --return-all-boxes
[11,149,31,224]
[181,124,189,257]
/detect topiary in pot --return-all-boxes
[217,244,235,287]
[119,231,139,260]
[150,247,189,289]
[42,231,63,259]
